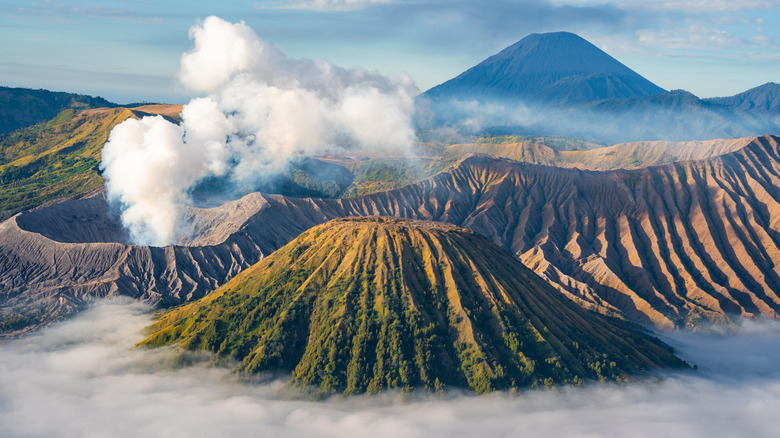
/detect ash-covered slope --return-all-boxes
[198,134,780,328]
[4,135,780,333]
[0,192,275,336]
[142,217,685,394]
[444,137,753,171]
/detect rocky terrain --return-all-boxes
[443,137,753,171]
[142,217,686,394]
[3,135,780,334]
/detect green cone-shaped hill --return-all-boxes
[141,217,686,394]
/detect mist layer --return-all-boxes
[1,301,779,438]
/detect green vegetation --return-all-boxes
[0,107,138,221]
[474,134,606,151]
[141,217,687,395]
[0,86,116,134]
[340,158,446,197]
[285,157,355,198]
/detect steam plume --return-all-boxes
[101,16,417,246]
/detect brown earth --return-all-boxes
[443,137,753,170]
[77,104,182,119]
[3,135,780,335]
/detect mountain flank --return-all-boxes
[441,137,752,170]
[706,82,780,113]
[0,105,182,221]
[141,217,686,395]
[0,86,117,134]
[422,32,664,105]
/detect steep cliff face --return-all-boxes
[142,218,685,395]
[0,192,267,336]
[341,135,780,328]
[4,135,780,333]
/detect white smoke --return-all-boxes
[3,301,780,438]
[101,16,418,246]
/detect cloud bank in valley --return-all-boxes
[1,301,780,438]
[100,16,418,246]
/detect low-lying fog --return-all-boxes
[1,301,778,438]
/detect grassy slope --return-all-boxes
[0,86,117,134]
[0,106,181,221]
[141,217,686,395]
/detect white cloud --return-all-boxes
[101,16,418,245]
[637,25,747,50]
[2,301,780,438]
[752,34,780,49]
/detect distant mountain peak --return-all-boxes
[422,31,665,105]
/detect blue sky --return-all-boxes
[1,0,779,103]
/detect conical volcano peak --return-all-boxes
[423,31,665,104]
[490,31,629,75]
[142,217,686,395]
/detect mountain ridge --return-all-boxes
[0,105,183,221]
[0,86,117,134]
[418,34,780,143]
[706,82,780,113]
[4,135,780,334]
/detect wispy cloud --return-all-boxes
[259,0,396,12]
[549,0,778,13]
[260,0,629,38]
[0,1,164,23]
[637,25,747,50]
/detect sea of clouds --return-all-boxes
[1,300,779,438]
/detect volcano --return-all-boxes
[142,217,685,395]
[422,31,665,105]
